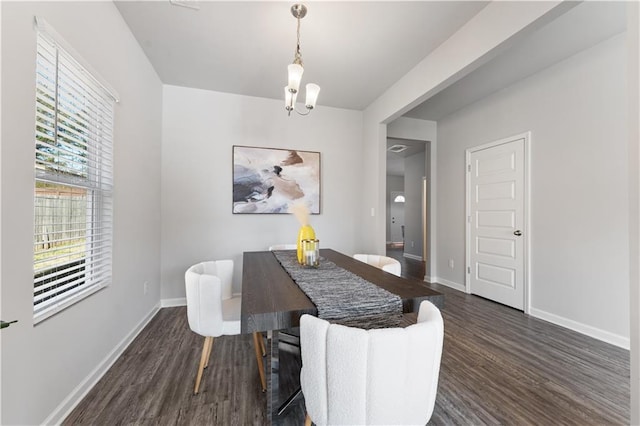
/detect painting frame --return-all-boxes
[232,145,321,214]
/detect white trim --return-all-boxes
[43,303,160,425]
[33,16,120,102]
[428,140,437,282]
[0,3,3,416]
[524,132,532,314]
[465,132,531,313]
[422,177,427,264]
[161,297,187,308]
[403,253,422,261]
[529,307,630,350]
[433,277,466,292]
[424,275,434,283]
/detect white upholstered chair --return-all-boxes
[268,244,297,250]
[353,253,402,277]
[300,300,444,426]
[185,260,266,394]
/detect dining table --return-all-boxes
[241,248,444,425]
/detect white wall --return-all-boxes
[436,34,629,345]
[363,2,566,271]
[387,117,437,142]
[404,152,425,259]
[629,1,640,420]
[1,2,162,424]
[161,86,363,299]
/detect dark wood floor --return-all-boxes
[64,249,630,425]
[386,246,427,281]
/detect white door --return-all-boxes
[390,191,405,243]
[467,136,526,310]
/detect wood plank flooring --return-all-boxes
[64,251,629,425]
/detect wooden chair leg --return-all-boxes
[252,332,267,392]
[204,335,214,369]
[259,332,266,357]
[194,336,213,394]
[304,413,312,426]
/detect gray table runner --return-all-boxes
[272,251,403,329]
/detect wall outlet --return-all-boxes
[448,259,454,269]
[143,281,149,295]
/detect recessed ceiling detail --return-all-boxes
[388,144,408,153]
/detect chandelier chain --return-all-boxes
[294,14,303,66]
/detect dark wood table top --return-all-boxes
[241,248,443,333]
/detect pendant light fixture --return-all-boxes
[284,4,320,116]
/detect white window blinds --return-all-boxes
[33,21,117,322]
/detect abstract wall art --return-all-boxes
[232,146,321,214]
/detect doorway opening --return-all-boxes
[385,137,428,278]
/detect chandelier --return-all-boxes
[285,4,320,116]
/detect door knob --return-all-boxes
[514,230,522,236]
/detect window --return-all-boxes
[33,19,118,322]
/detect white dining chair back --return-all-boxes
[186,260,235,337]
[300,300,444,426]
[268,244,297,251]
[353,253,402,277]
[185,260,266,394]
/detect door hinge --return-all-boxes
[467,164,471,172]
[467,266,471,274]
[467,215,472,223]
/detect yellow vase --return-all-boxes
[297,225,316,264]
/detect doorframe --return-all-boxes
[422,177,428,262]
[464,131,531,314]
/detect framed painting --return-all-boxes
[232,145,321,214]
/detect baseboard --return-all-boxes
[424,275,434,283]
[433,277,466,292]
[529,307,630,350]
[161,297,186,307]
[403,253,422,261]
[44,302,161,425]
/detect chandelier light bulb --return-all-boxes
[287,63,304,94]
[305,83,320,109]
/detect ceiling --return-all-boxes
[405,1,627,121]
[115,1,626,118]
[386,138,426,177]
[115,1,626,177]
[114,1,489,110]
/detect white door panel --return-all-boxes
[468,137,525,310]
[476,210,516,228]
[476,181,515,201]
[476,237,515,258]
[476,263,515,289]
